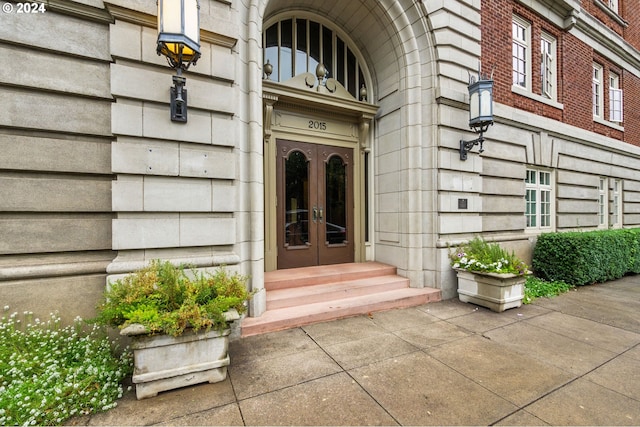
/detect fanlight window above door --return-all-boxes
[264,17,367,100]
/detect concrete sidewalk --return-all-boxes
[77,275,640,426]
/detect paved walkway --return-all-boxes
[76,275,640,426]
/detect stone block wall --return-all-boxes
[106,0,243,280]
[0,0,245,323]
[0,4,115,323]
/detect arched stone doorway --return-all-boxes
[245,0,439,317]
[261,13,378,271]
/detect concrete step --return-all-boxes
[266,274,410,310]
[241,262,442,337]
[241,287,441,337]
[264,262,398,290]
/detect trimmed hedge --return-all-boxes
[532,228,640,286]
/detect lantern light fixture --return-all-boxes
[157,0,201,122]
[460,65,495,160]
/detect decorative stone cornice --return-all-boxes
[593,0,628,28]
[262,77,379,120]
[107,4,238,49]
[515,0,581,29]
[574,10,640,75]
[105,3,154,27]
[262,77,378,152]
[34,2,240,49]
[516,0,640,78]
[46,0,114,23]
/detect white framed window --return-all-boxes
[540,32,557,100]
[609,72,623,122]
[612,179,622,228]
[608,0,619,14]
[525,169,553,231]
[593,63,604,119]
[512,16,531,90]
[598,178,608,228]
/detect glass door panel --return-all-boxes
[284,151,310,247]
[318,145,353,265]
[276,140,354,269]
[325,155,347,245]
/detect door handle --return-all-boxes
[312,207,318,223]
[318,207,323,222]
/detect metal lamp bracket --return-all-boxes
[460,133,485,161]
[170,73,187,122]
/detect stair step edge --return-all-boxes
[267,275,410,300]
[265,262,397,290]
[245,288,441,325]
[267,277,410,310]
[242,288,441,336]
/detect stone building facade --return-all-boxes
[1,0,639,323]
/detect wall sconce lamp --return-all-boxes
[460,67,494,160]
[157,0,201,122]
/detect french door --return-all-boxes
[276,139,354,269]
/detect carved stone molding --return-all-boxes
[48,0,114,23]
[105,3,237,48]
[263,92,279,141]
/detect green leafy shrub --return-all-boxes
[532,228,640,286]
[0,309,132,426]
[95,260,252,336]
[449,237,529,275]
[523,276,573,304]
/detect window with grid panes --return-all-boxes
[612,179,622,228]
[593,63,603,118]
[512,17,530,89]
[526,169,552,230]
[540,33,556,100]
[609,72,623,123]
[599,178,608,228]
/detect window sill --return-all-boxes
[525,227,555,235]
[594,116,624,131]
[512,85,564,110]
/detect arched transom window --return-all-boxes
[264,16,367,100]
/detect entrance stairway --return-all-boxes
[241,262,441,337]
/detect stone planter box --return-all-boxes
[455,269,525,312]
[124,310,239,399]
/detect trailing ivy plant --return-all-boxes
[94,260,252,336]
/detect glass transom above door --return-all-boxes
[264,17,366,100]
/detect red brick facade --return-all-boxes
[624,0,640,50]
[481,0,640,146]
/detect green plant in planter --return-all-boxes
[449,237,529,275]
[95,260,252,336]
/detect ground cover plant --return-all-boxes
[523,276,574,304]
[0,308,132,426]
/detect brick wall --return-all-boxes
[561,34,593,130]
[481,0,639,147]
[625,72,640,147]
[583,0,625,37]
[482,1,565,121]
[623,0,640,52]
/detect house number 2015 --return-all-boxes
[308,120,327,131]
